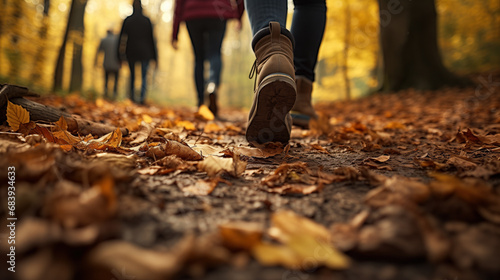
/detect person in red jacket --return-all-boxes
[172,0,244,117]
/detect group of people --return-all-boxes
[95,0,326,144]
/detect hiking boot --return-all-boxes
[246,22,296,145]
[206,82,218,117]
[291,76,318,129]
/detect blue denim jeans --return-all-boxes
[245,0,326,82]
[186,18,227,107]
[128,60,150,104]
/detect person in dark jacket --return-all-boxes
[118,0,158,105]
[172,0,244,116]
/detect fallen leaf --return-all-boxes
[54,116,69,131]
[129,122,154,145]
[43,175,116,228]
[7,100,30,131]
[218,222,263,250]
[252,210,350,270]
[198,154,247,177]
[182,178,220,196]
[146,140,202,161]
[370,155,390,163]
[233,146,283,158]
[196,104,215,121]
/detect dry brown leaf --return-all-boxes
[182,178,220,195]
[446,156,477,170]
[90,128,122,147]
[43,175,116,228]
[7,100,30,131]
[129,122,154,145]
[370,155,391,163]
[218,222,263,250]
[198,154,247,177]
[429,173,494,205]
[85,240,182,280]
[52,130,81,145]
[233,146,283,158]
[310,143,329,153]
[54,116,69,131]
[265,184,321,195]
[146,140,202,161]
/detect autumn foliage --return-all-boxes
[1,76,499,279]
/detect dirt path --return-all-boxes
[1,77,499,280]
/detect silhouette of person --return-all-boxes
[172,0,244,116]
[244,0,326,144]
[117,0,158,105]
[95,29,121,100]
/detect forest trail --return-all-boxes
[1,74,499,280]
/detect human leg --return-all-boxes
[206,18,227,116]
[112,70,119,100]
[104,70,110,98]
[245,21,296,144]
[186,19,206,107]
[140,60,150,105]
[290,0,327,128]
[244,0,287,35]
[128,61,136,102]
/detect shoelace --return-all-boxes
[248,60,257,91]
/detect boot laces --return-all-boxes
[249,60,258,91]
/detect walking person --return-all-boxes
[95,29,121,100]
[172,0,245,116]
[117,0,158,105]
[244,0,326,144]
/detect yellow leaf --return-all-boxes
[196,105,214,121]
[141,114,153,124]
[106,128,123,148]
[54,116,68,131]
[176,120,196,131]
[6,101,30,131]
[92,128,122,148]
[252,210,350,270]
[53,130,81,145]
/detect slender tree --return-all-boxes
[377,0,469,92]
[30,0,51,85]
[53,0,88,92]
[342,1,351,100]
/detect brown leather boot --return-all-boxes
[291,76,318,129]
[206,82,218,117]
[246,22,296,145]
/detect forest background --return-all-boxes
[0,0,499,108]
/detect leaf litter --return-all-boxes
[1,81,500,280]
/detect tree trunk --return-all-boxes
[69,0,87,92]
[377,0,469,92]
[342,1,351,100]
[53,0,87,93]
[30,1,51,85]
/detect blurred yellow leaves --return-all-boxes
[252,210,350,270]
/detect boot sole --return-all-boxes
[246,74,296,144]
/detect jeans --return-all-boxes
[128,60,150,104]
[244,0,326,82]
[186,18,227,107]
[104,69,119,99]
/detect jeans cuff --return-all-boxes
[251,22,295,50]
